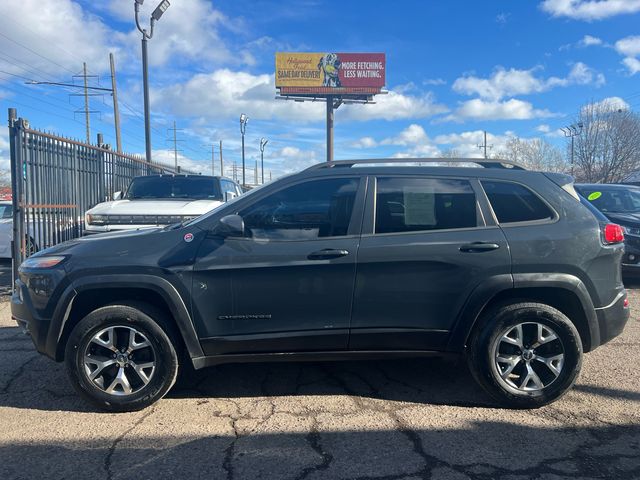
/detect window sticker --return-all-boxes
[403,190,436,226]
[587,191,602,201]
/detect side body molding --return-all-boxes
[48,274,204,361]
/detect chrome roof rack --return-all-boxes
[305,157,526,171]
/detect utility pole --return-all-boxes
[135,0,172,163]
[109,53,123,153]
[561,123,584,177]
[260,137,268,184]
[201,143,216,175]
[82,63,91,143]
[477,130,493,159]
[240,114,248,186]
[254,158,258,185]
[219,140,224,178]
[166,121,183,170]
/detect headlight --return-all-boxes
[20,256,66,269]
[86,214,107,225]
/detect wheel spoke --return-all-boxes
[501,324,523,348]
[126,329,151,353]
[91,327,118,353]
[84,355,116,381]
[129,360,155,385]
[520,363,544,391]
[105,366,133,395]
[532,324,558,348]
[496,354,522,379]
[534,353,565,377]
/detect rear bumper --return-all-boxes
[594,291,630,347]
[622,237,640,269]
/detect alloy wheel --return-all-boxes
[491,322,565,393]
[83,326,156,396]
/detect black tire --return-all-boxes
[467,302,583,409]
[64,302,179,412]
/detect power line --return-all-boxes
[0,31,77,75]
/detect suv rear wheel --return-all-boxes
[468,302,583,408]
[64,303,179,412]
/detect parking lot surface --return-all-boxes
[0,288,639,480]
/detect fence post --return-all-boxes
[97,133,106,203]
[8,109,25,289]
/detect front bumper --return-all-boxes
[595,291,630,347]
[622,235,640,269]
[11,286,51,357]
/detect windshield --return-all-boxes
[0,204,12,219]
[125,176,223,201]
[577,187,640,214]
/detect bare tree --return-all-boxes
[572,100,640,183]
[496,136,567,172]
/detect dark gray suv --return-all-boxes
[11,159,629,411]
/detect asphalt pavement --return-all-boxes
[0,288,639,480]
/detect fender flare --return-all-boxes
[47,274,204,361]
[447,273,600,352]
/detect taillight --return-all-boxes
[624,297,629,308]
[603,224,624,244]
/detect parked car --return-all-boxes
[0,201,76,258]
[575,183,640,271]
[13,159,629,411]
[84,174,242,234]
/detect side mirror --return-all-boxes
[224,191,237,202]
[214,214,244,237]
[113,191,123,201]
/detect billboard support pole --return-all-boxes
[326,95,334,162]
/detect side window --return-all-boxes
[221,180,236,199]
[239,178,359,240]
[482,181,554,224]
[375,177,478,234]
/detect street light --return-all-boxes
[239,113,248,186]
[134,0,171,163]
[260,137,268,184]
[561,122,584,177]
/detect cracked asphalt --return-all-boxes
[0,287,639,480]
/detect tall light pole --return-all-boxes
[259,138,268,184]
[135,0,171,163]
[239,113,248,186]
[561,122,584,177]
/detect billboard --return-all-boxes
[276,52,385,95]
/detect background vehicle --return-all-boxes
[0,201,76,258]
[84,174,242,234]
[13,159,629,412]
[576,183,640,271]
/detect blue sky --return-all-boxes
[1,0,640,179]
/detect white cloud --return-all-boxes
[151,149,209,174]
[268,146,318,174]
[0,0,118,78]
[536,124,551,133]
[588,96,630,112]
[423,78,447,86]
[381,124,430,146]
[351,137,377,149]
[452,63,604,101]
[541,0,640,21]
[615,36,640,74]
[581,34,603,46]
[623,57,640,75]
[444,99,556,122]
[341,89,448,121]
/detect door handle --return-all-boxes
[459,242,500,253]
[307,248,350,260]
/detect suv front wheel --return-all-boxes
[468,302,583,408]
[65,303,179,412]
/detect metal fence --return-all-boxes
[8,108,194,283]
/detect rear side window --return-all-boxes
[482,181,554,224]
[240,178,359,240]
[375,177,478,234]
